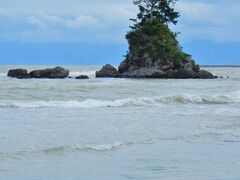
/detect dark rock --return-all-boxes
[121,67,215,79]
[118,59,130,73]
[96,64,120,78]
[196,70,214,79]
[68,76,73,79]
[117,57,215,79]
[29,66,69,79]
[7,69,30,79]
[75,75,89,79]
[122,68,163,78]
[193,64,200,73]
[177,69,197,79]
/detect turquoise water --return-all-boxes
[0,66,240,179]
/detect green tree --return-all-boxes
[132,0,179,26]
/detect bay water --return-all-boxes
[0,66,240,179]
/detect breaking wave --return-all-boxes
[0,92,239,108]
[0,73,7,77]
[42,141,126,153]
[0,140,156,159]
[69,71,96,77]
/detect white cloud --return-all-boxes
[178,1,240,26]
[176,1,240,42]
[0,0,136,43]
[27,14,99,29]
[27,16,48,29]
[66,15,98,28]
[0,0,239,43]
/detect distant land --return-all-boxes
[201,65,240,68]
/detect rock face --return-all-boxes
[7,69,29,79]
[96,64,120,78]
[97,61,214,79]
[29,66,69,79]
[118,59,214,79]
[75,75,89,79]
[118,58,214,79]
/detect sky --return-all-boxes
[0,0,239,65]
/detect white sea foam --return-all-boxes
[0,92,240,108]
[69,71,96,77]
[41,139,158,154]
[0,139,158,160]
[42,141,125,154]
[0,98,158,108]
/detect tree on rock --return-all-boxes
[132,0,179,27]
[118,0,214,79]
[121,0,186,73]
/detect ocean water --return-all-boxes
[0,66,240,180]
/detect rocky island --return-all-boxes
[96,0,215,79]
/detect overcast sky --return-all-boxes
[0,0,239,65]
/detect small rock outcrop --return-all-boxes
[29,66,69,79]
[75,75,89,79]
[96,64,120,78]
[7,69,29,79]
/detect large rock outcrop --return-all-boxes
[7,69,30,79]
[97,21,214,79]
[116,20,214,79]
[29,66,69,79]
[96,64,120,78]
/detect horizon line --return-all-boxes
[0,64,240,67]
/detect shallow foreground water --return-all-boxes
[0,66,240,179]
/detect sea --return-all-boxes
[0,66,240,180]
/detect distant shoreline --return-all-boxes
[201,65,240,68]
[0,65,240,68]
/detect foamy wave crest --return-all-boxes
[0,73,7,76]
[0,98,159,108]
[1,92,240,109]
[0,140,157,159]
[160,91,240,104]
[0,142,125,159]
[42,139,157,154]
[159,94,237,104]
[42,142,125,154]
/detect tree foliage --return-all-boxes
[127,19,188,66]
[131,0,179,27]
